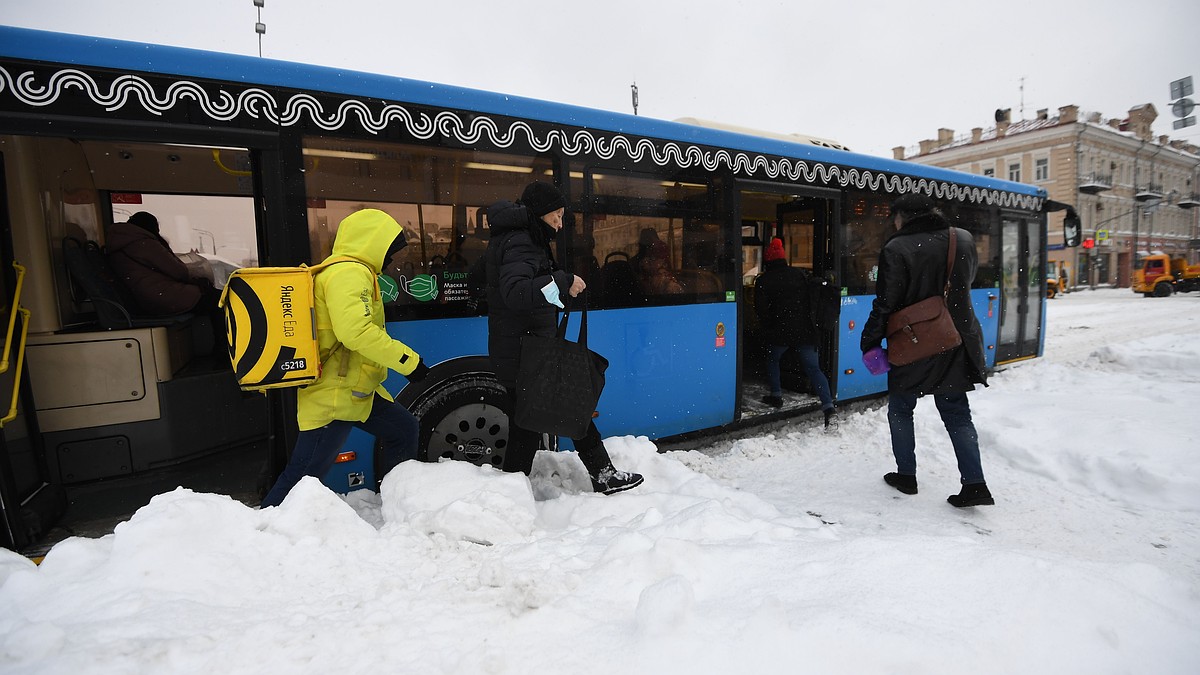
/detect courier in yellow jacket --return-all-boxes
[261,209,428,508]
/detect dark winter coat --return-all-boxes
[483,201,573,390]
[105,221,201,316]
[860,211,988,395]
[754,259,820,346]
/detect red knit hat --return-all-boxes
[764,237,786,262]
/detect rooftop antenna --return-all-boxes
[631,81,639,116]
[253,0,266,57]
[1019,76,1025,119]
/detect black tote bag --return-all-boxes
[513,301,608,440]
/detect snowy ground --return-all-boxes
[2,288,1198,674]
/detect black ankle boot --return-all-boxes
[823,408,839,432]
[948,482,994,507]
[884,472,918,495]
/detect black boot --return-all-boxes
[761,395,783,408]
[591,464,644,495]
[823,408,839,433]
[884,472,918,495]
[948,482,994,507]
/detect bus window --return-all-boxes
[301,136,543,317]
[109,193,257,288]
[943,203,1000,289]
[575,168,726,308]
[840,191,892,296]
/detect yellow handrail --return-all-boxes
[2,262,30,427]
[1,262,26,374]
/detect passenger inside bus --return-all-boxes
[106,212,221,316]
[105,211,225,349]
[638,241,683,295]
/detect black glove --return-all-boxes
[406,359,429,383]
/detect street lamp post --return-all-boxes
[253,0,266,58]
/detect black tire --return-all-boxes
[412,375,510,467]
[1154,282,1173,297]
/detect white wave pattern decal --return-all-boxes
[0,65,1041,210]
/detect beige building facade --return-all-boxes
[895,105,1200,289]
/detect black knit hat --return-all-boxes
[128,211,160,234]
[889,194,936,218]
[520,181,566,217]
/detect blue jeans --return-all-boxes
[887,390,984,484]
[767,344,834,410]
[261,395,420,507]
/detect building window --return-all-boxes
[1035,157,1049,182]
[1008,162,1021,182]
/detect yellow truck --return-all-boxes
[1133,254,1200,297]
[1046,260,1070,298]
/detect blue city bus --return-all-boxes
[0,25,1049,554]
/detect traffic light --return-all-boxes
[1082,238,1095,249]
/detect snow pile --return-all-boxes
[1,289,1198,674]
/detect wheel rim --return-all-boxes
[425,401,508,467]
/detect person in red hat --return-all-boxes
[753,237,838,430]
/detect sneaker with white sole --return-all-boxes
[591,465,645,495]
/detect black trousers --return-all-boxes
[503,388,612,477]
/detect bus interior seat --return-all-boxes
[599,251,642,306]
[61,236,195,331]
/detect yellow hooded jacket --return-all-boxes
[297,209,421,431]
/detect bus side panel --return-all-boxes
[836,287,1002,402]
[972,287,1001,369]
[376,306,737,443]
[836,295,885,400]
[589,303,738,440]
[320,427,376,494]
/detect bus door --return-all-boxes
[996,214,1044,361]
[737,187,837,418]
[0,132,275,554]
[0,153,66,552]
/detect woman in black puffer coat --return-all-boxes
[484,182,643,495]
[861,194,993,508]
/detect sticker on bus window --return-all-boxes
[399,274,438,302]
[725,291,736,302]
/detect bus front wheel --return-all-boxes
[413,375,510,468]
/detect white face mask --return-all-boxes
[540,280,564,308]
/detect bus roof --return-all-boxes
[0,25,1043,200]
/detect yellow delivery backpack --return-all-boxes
[218,257,365,392]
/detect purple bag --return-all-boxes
[863,346,891,376]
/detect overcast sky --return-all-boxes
[2,0,1198,157]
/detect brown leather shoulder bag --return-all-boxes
[885,228,962,366]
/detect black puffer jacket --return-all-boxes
[484,201,573,389]
[861,211,988,395]
[754,259,820,346]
